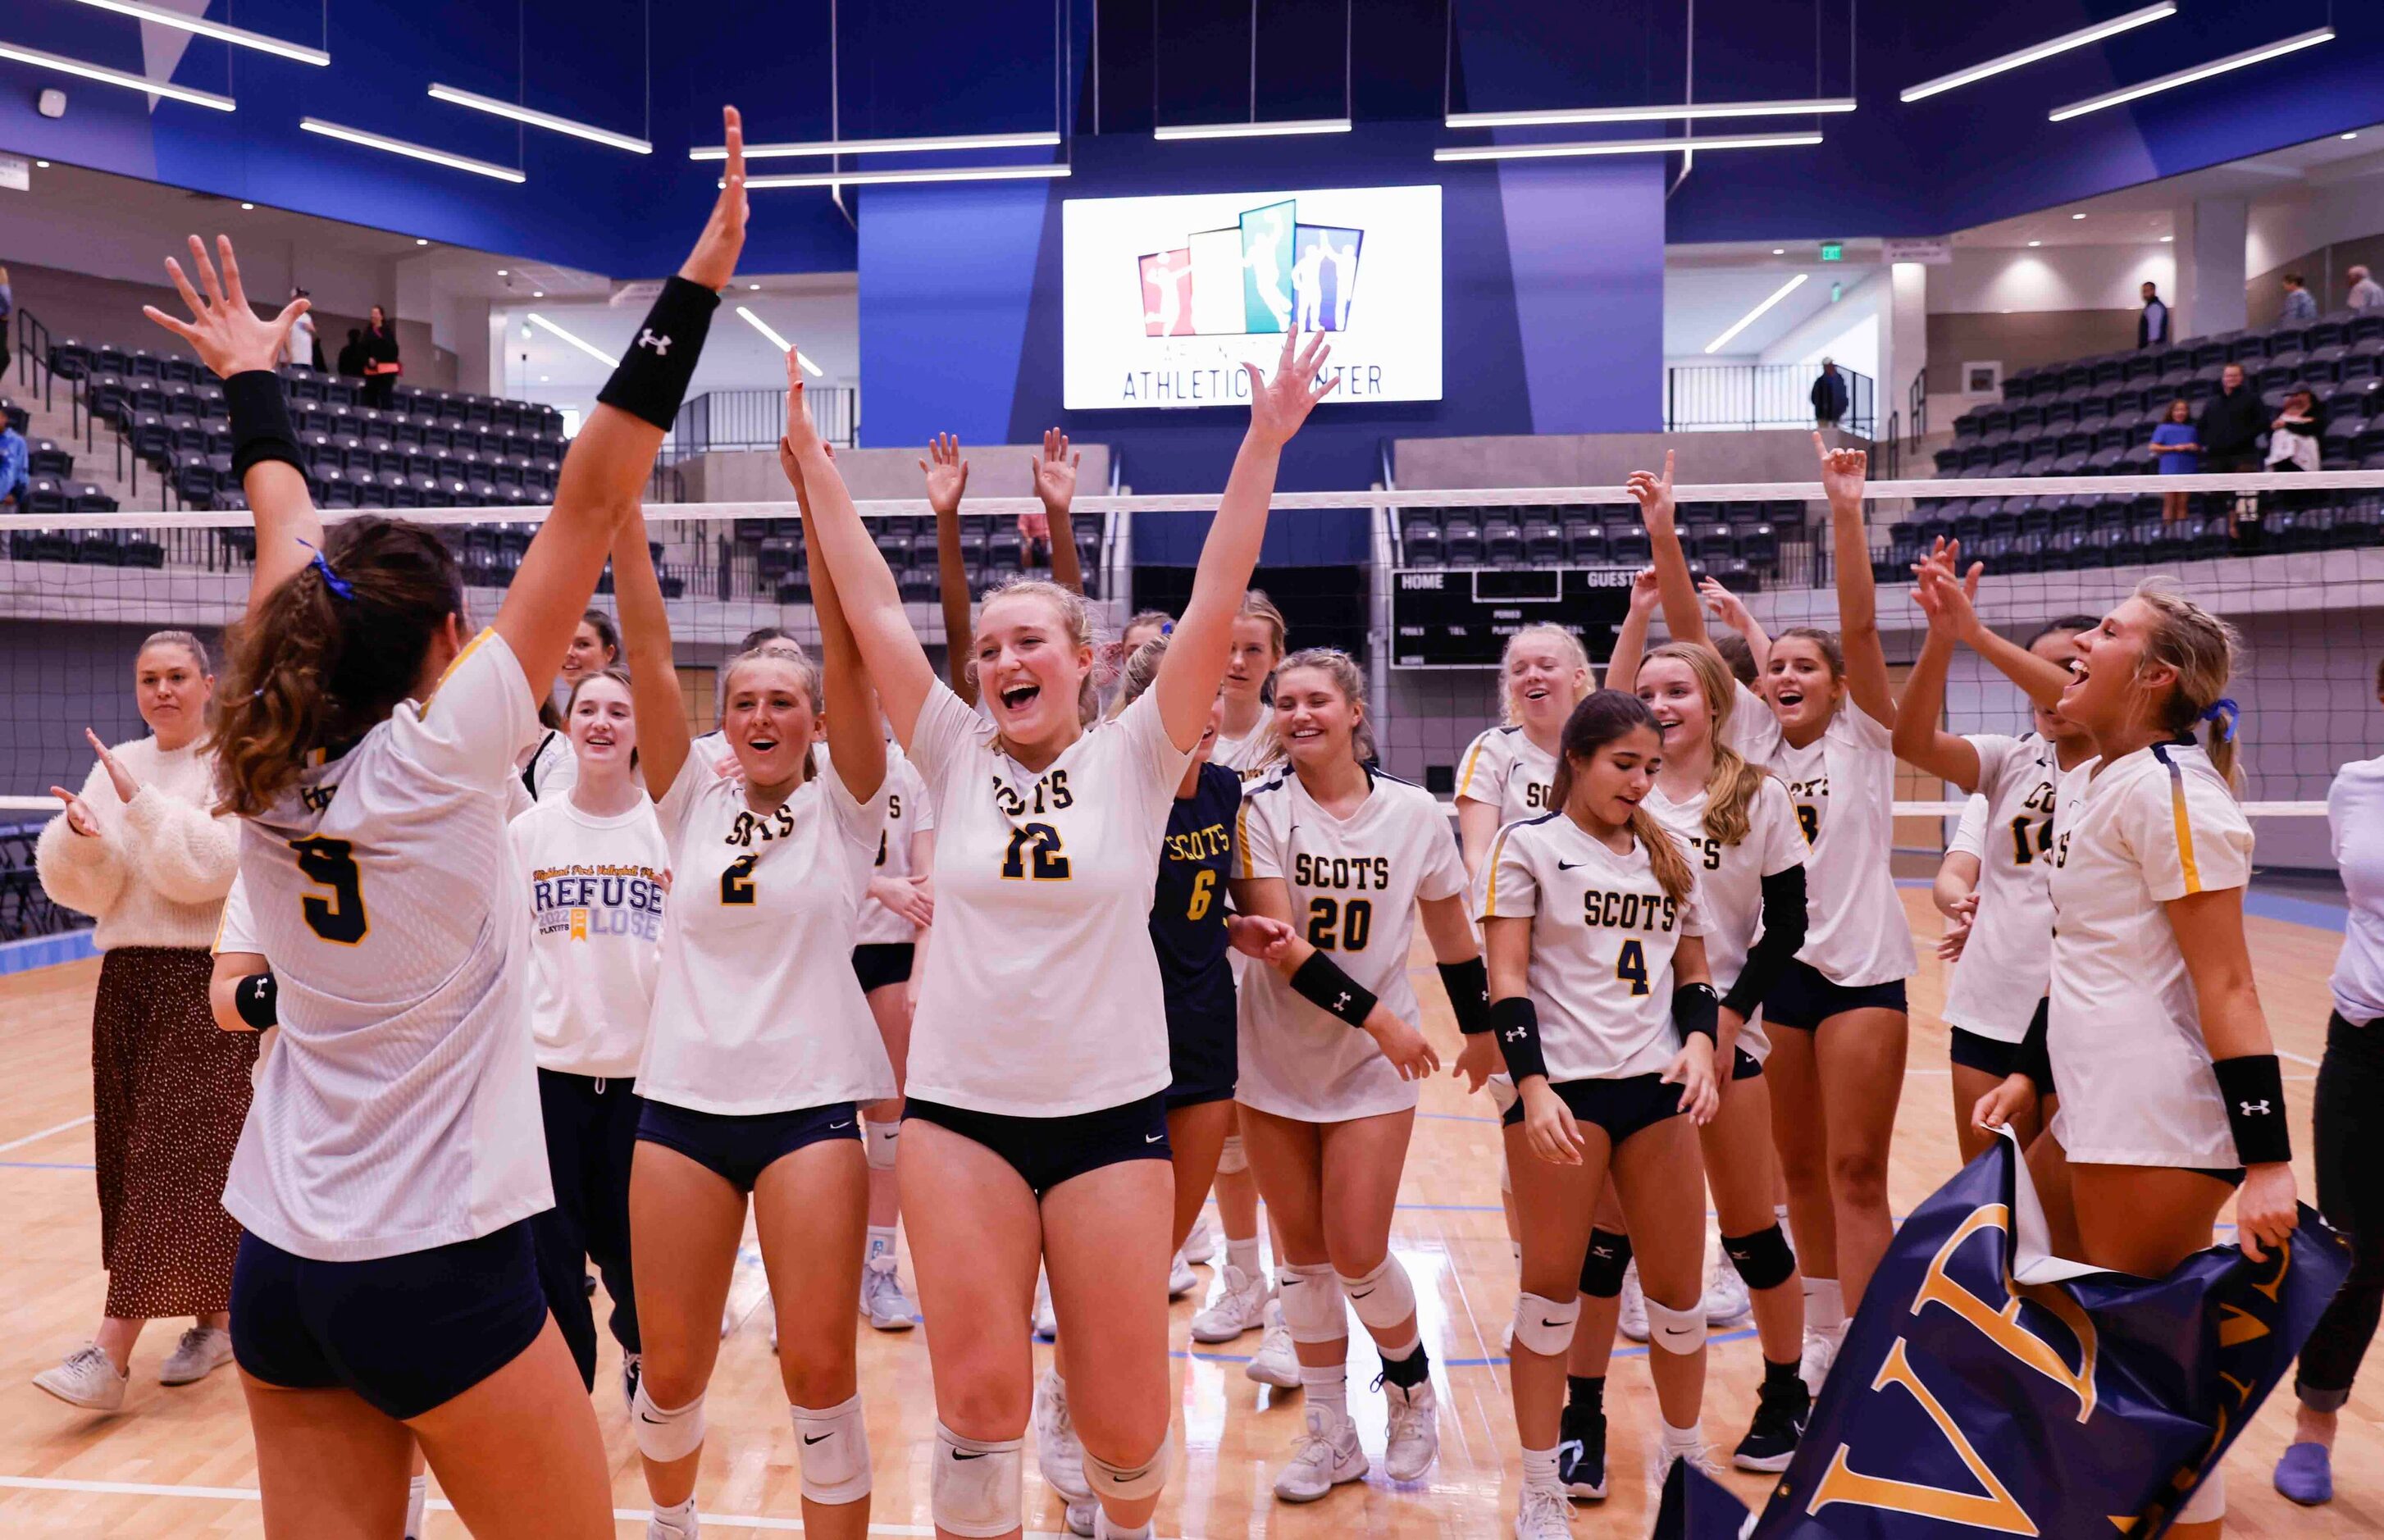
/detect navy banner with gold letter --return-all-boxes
[1661,1132,2348,1538]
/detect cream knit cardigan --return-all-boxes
[34,736,237,951]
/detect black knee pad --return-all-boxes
[1722,1224,1796,1292]
[1579,1229,1634,1298]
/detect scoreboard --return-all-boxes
[1389,567,1638,668]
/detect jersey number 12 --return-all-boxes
[1001,823,1071,882]
[289,836,368,944]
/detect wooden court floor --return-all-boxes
[0,888,2372,1538]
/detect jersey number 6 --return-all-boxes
[721,852,759,905]
[1187,868,1217,922]
[289,836,368,945]
[1001,823,1071,882]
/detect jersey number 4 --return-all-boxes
[721,853,759,905]
[1306,896,1373,952]
[1616,938,1649,996]
[289,836,368,945]
[1001,823,1072,882]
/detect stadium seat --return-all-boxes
[1565,520,1608,565]
[1483,516,1525,565]
[27,440,73,478]
[1442,516,1484,565]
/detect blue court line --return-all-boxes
[1416,1111,1501,1125]
[0,1160,93,1170]
[0,929,98,977]
[1443,1328,1763,1369]
[2244,891,2349,932]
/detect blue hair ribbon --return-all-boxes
[2200,696,2239,741]
[295,537,354,601]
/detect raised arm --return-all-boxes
[1625,450,1708,650]
[611,508,692,796]
[1032,428,1086,597]
[1817,435,1894,729]
[1602,568,1661,693]
[787,422,885,802]
[922,434,977,705]
[1919,555,2071,713]
[1890,550,1985,791]
[1150,328,1338,751]
[788,354,939,746]
[1701,578,1771,673]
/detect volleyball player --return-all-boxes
[1889,569,2096,1160]
[1477,690,1724,1538]
[1232,647,1492,1502]
[508,667,666,1401]
[1633,440,1912,1394]
[521,610,622,803]
[928,429,1086,712]
[612,418,893,1540]
[145,111,743,1535]
[848,727,934,1331]
[804,326,1341,1540]
[1105,613,1174,720]
[1962,571,2296,1540]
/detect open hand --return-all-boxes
[681,107,749,292]
[919,433,969,518]
[1813,433,1867,510]
[1663,1037,1721,1125]
[1624,450,1677,535]
[85,728,139,804]
[1520,1079,1584,1165]
[1246,326,1338,451]
[1698,576,1751,631]
[1628,566,1662,615]
[1031,427,1080,513]
[142,235,308,380]
[1452,1032,1500,1094]
[48,786,99,838]
[1365,1011,1441,1081]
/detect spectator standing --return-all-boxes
[1,417,27,508]
[360,304,400,408]
[2348,265,2383,314]
[2149,399,2199,523]
[2138,280,2170,349]
[2281,272,2318,325]
[32,632,257,1411]
[2268,387,2323,474]
[1810,358,1849,428]
[280,289,317,371]
[334,326,366,379]
[2197,362,2266,536]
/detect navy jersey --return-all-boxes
[1151,761,1242,1027]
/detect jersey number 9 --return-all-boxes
[290,836,368,945]
[1187,868,1217,922]
[1001,823,1071,882]
[721,853,759,905]
[1306,895,1373,952]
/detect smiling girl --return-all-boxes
[520,610,622,804]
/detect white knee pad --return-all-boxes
[1216,1133,1247,1175]
[1643,1295,1708,1355]
[1277,1263,1347,1344]
[789,1393,873,1504]
[865,1119,900,1172]
[932,1422,1022,1539]
[1510,1292,1580,1358]
[1336,1256,1418,1333]
[2178,1469,2225,1524]
[630,1381,707,1463]
[1083,1428,1174,1504]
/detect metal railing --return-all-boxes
[668,386,858,459]
[1665,363,1876,439]
[13,307,54,412]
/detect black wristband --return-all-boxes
[2012,996,2054,1093]
[1490,995,1549,1084]
[596,276,720,430]
[1672,982,1720,1045]
[235,971,278,1030]
[2213,1054,2291,1165]
[1290,951,1379,1030]
[1438,956,1493,1035]
[225,370,306,481]
[1723,865,1807,1019]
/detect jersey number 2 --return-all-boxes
[289,836,368,945]
[1001,823,1071,882]
[721,853,759,905]
[1616,938,1649,996]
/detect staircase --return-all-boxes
[7,322,155,516]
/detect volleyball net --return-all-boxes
[2,465,2378,927]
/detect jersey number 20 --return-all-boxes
[289,836,368,944]
[1306,896,1372,951]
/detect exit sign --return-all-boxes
[1820,242,1844,262]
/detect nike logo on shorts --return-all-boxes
[1144,1132,1165,1143]
[830,1120,855,1129]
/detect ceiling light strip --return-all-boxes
[734,307,825,377]
[1153,116,1353,140]
[739,163,1072,189]
[427,84,651,154]
[2048,26,2335,121]
[1434,131,1821,162]
[0,39,235,110]
[690,130,1062,162]
[60,0,327,65]
[525,313,619,367]
[1447,97,1853,129]
[299,117,525,182]
[1900,2,2176,102]
[1704,273,1810,354]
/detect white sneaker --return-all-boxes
[1064,1497,1097,1537]
[1617,1262,1648,1343]
[1798,1323,1846,1398]
[1515,1483,1571,1540]
[1033,1270,1058,1341]
[1192,1263,1268,1342]
[1034,1366,1091,1501]
[1381,1377,1440,1482]
[1181,1214,1219,1266]
[1244,1298,1301,1389]
[1646,1437,1722,1501]
[1272,1406,1367,1502]
[859,1256,918,1331]
[1169,1249,1198,1299]
[646,1505,699,1540]
[158,1325,234,1386]
[1703,1254,1752,1326]
[34,1346,127,1411]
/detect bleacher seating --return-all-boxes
[1392,499,1804,590]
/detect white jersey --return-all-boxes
[906,682,1192,1117]
[1728,686,1914,988]
[2047,742,2254,1168]
[1455,724,1560,826]
[1211,718,1277,781]
[1643,775,1803,1063]
[213,873,276,1086]
[1943,734,2063,1042]
[1475,813,1709,1082]
[519,727,577,803]
[638,753,894,1115]
[224,629,551,1263]
[2330,756,2384,1026]
[845,745,937,947]
[508,793,668,1079]
[1235,764,1468,1121]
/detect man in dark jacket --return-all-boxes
[1810,359,1849,427]
[335,327,366,377]
[2197,362,2268,539]
[2137,281,2169,349]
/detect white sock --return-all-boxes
[650,1496,697,1537]
[865,1225,897,1264]
[1804,1277,1845,1333]
[1520,1443,1560,1492]
[1096,1516,1154,1540]
[1301,1363,1347,1419]
[1375,1328,1420,1363]
[1662,1418,1703,1455]
[404,1475,427,1538]
[1227,1236,1262,1280]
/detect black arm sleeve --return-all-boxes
[1438,956,1493,1036]
[1289,951,1379,1030]
[1721,864,1807,1019]
[1490,996,1548,1084]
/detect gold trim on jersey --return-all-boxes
[423,626,499,710]
[2167,760,2204,895]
